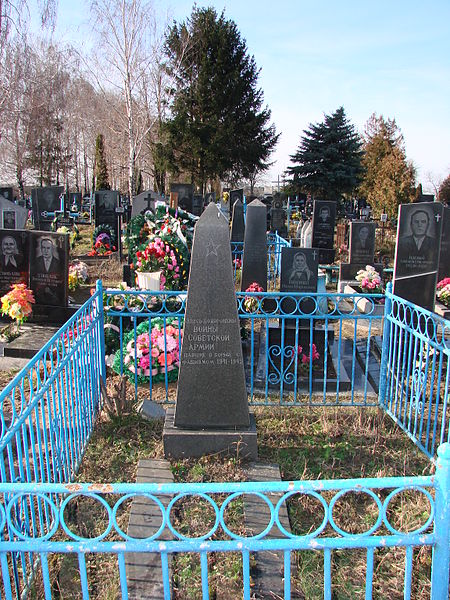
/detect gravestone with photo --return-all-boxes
[0,187,14,202]
[311,200,336,263]
[438,206,450,282]
[241,199,268,292]
[349,221,376,265]
[192,194,203,216]
[279,247,319,319]
[0,195,28,230]
[95,190,120,241]
[29,231,69,307]
[170,183,193,214]
[32,186,64,231]
[163,203,256,459]
[0,230,29,296]
[230,198,245,243]
[393,202,443,311]
[270,195,287,236]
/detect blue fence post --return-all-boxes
[431,442,450,599]
[378,281,392,407]
[96,279,107,384]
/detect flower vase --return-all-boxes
[136,271,161,291]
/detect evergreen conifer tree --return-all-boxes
[94,134,110,190]
[287,107,363,201]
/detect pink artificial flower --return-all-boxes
[151,347,159,358]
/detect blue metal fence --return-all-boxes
[380,284,450,462]
[0,443,449,599]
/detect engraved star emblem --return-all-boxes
[206,239,220,257]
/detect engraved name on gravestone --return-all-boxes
[32,186,64,231]
[171,183,193,213]
[280,247,319,318]
[241,199,268,292]
[0,230,29,296]
[393,202,443,311]
[174,203,250,429]
[270,195,287,236]
[349,221,376,265]
[192,194,204,216]
[438,206,450,282]
[95,190,119,240]
[230,198,245,243]
[29,231,69,307]
[311,200,336,263]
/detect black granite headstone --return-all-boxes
[204,192,216,206]
[438,206,450,282]
[311,200,336,264]
[192,194,203,216]
[230,199,245,243]
[0,187,14,202]
[393,202,443,311]
[349,221,376,265]
[32,186,64,231]
[270,196,287,236]
[29,232,69,307]
[171,184,193,213]
[69,192,82,212]
[280,247,319,317]
[339,262,383,282]
[174,203,250,429]
[95,190,119,240]
[241,199,268,292]
[0,230,29,296]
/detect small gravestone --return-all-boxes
[163,203,256,458]
[270,195,287,236]
[0,187,14,202]
[0,196,27,230]
[393,202,443,311]
[170,183,193,213]
[339,262,383,283]
[349,221,376,265]
[204,191,216,206]
[230,198,245,243]
[311,200,336,263]
[438,206,450,282]
[32,186,64,231]
[192,194,203,216]
[280,247,319,318]
[95,190,119,240]
[241,199,267,292]
[0,230,29,296]
[131,191,156,218]
[29,231,69,306]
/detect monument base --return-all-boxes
[163,408,257,460]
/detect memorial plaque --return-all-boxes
[192,194,203,216]
[32,186,64,231]
[0,195,28,230]
[131,191,156,218]
[95,190,119,240]
[438,206,450,282]
[0,230,29,296]
[230,198,245,243]
[241,199,268,292]
[280,247,319,317]
[2,211,16,229]
[393,202,443,311]
[311,200,336,263]
[270,196,287,235]
[29,232,69,306]
[349,221,376,265]
[170,183,193,213]
[0,187,14,202]
[174,203,250,429]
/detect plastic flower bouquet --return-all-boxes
[296,343,320,374]
[244,282,264,312]
[355,265,383,293]
[134,236,182,290]
[1,283,35,330]
[437,278,450,307]
[68,261,89,291]
[113,317,183,384]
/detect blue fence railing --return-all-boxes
[104,289,384,406]
[380,285,450,461]
[0,443,449,599]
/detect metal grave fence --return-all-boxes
[0,284,105,597]
[105,288,384,407]
[0,444,449,599]
[380,285,450,462]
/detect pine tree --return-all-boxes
[438,174,450,205]
[359,114,416,218]
[164,7,279,192]
[287,107,363,201]
[94,134,110,190]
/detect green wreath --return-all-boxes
[93,224,117,247]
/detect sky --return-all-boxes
[51,0,450,193]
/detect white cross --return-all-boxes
[435,213,441,222]
[312,250,318,260]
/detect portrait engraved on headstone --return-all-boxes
[29,232,69,306]
[438,206,450,282]
[349,221,376,265]
[170,183,193,213]
[311,200,336,263]
[0,230,29,295]
[95,190,120,240]
[32,186,64,231]
[2,210,16,230]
